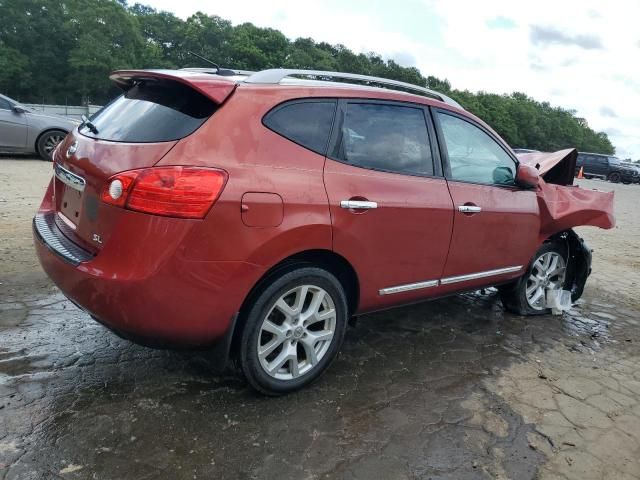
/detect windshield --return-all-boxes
[79,80,217,143]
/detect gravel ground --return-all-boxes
[0,157,53,281]
[1,158,639,479]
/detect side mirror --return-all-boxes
[516,164,540,188]
[493,166,515,185]
[12,105,26,114]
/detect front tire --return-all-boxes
[608,172,621,183]
[239,267,348,395]
[500,242,567,315]
[36,130,66,161]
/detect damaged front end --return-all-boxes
[516,148,615,233]
[516,148,614,311]
[552,229,593,304]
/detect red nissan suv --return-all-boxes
[34,68,614,394]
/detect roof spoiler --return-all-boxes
[110,69,237,104]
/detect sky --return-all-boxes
[145,0,640,158]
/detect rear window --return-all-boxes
[263,100,336,155]
[79,80,217,143]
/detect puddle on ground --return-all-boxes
[0,288,636,479]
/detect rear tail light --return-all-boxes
[101,166,227,219]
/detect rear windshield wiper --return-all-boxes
[81,114,99,134]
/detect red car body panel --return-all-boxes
[442,182,540,278]
[34,69,615,349]
[324,159,454,310]
[53,136,178,252]
[153,87,334,267]
[35,178,265,345]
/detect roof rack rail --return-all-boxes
[244,69,463,109]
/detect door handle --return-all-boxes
[457,205,482,213]
[340,200,378,210]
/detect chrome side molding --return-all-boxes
[440,266,523,285]
[379,265,523,295]
[54,163,86,192]
[379,279,438,296]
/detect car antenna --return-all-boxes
[186,51,237,76]
[187,51,220,70]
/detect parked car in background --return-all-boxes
[621,162,640,183]
[33,68,614,394]
[576,152,638,184]
[0,93,80,161]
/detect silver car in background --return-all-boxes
[0,93,80,161]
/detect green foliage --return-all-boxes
[0,0,614,154]
[450,90,614,154]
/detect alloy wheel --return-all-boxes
[525,251,566,310]
[43,134,64,157]
[257,285,336,380]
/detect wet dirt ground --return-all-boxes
[1,158,640,479]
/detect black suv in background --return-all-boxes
[576,152,639,184]
[622,162,640,183]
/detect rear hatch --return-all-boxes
[52,70,236,253]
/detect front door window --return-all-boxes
[438,112,516,186]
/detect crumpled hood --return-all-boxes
[516,148,577,186]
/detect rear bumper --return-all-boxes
[33,213,94,266]
[33,211,264,348]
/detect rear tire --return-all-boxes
[608,172,621,183]
[500,242,568,316]
[36,129,66,161]
[238,267,348,395]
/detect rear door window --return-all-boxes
[79,80,217,143]
[337,102,434,176]
[263,100,336,155]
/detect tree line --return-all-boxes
[0,0,615,154]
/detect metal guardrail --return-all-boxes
[23,103,102,121]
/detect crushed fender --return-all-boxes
[536,180,615,236]
[516,148,615,236]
